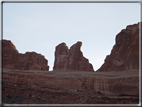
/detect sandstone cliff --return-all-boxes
[97,23,139,71]
[2,40,19,69]
[2,40,49,70]
[3,68,139,96]
[53,41,94,72]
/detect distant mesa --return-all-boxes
[53,41,94,72]
[2,39,49,71]
[97,22,140,72]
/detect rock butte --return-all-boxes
[2,40,49,71]
[97,22,140,72]
[53,41,94,72]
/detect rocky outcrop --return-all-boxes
[97,23,140,71]
[53,43,69,71]
[53,41,94,71]
[2,40,49,70]
[2,40,19,69]
[3,68,139,96]
[13,52,49,70]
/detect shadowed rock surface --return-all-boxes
[97,23,140,71]
[53,41,94,72]
[2,68,139,104]
[2,40,49,70]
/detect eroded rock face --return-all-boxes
[53,42,69,70]
[13,52,49,70]
[53,41,94,71]
[2,39,49,70]
[97,23,140,71]
[2,40,19,69]
[3,69,139,96]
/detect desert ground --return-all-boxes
[2,68,139,104]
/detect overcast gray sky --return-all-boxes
[3,2,140,71]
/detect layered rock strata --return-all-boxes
[97,23,140,71]
[53,41,94,71]
[3,68,139,96]
[2,40,49,70]
[2,40,19,68]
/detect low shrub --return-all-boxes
[7,95,11,98]
[77,89,82,92]
[29,94,32,97]
[98,91,101,94]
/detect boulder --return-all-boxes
[2,39,49,71]
[97,22,140,71]
[53,41,94,71]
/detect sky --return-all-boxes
[3,2,140,71]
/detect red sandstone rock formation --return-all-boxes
[2,40,49,70]
[2,40,19,69]
[97,23,140,71]
[53,42,69,71]
[3,68,139,96]
[13,52,49,70]
[53,41,94,71]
